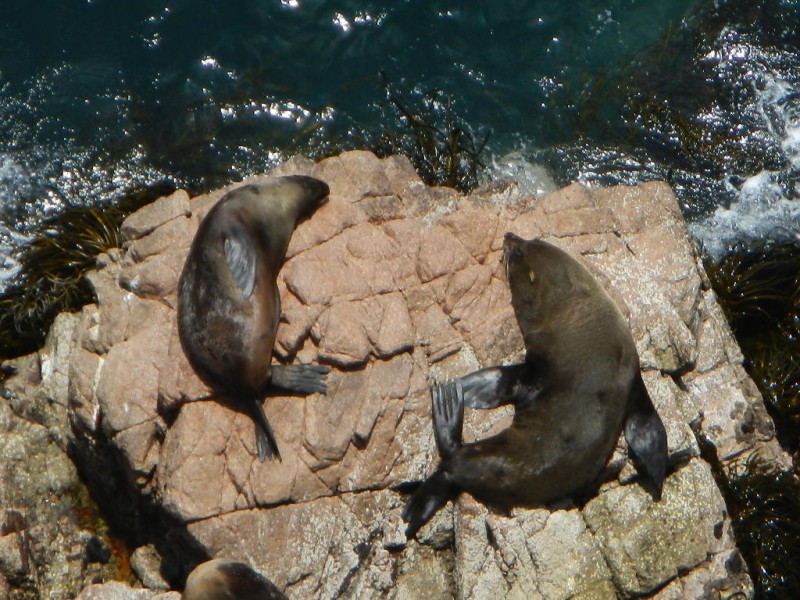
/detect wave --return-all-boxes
[690,65,800,257]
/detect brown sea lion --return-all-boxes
[403,232,667,537]
[182,559,287,600]
[178,175,330,461]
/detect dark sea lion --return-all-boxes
[178,175,330,462]
[182,559,287,600]
[403,232,667,538]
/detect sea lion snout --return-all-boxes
[503,232,525,255]
[502,232,533,286]
[502,232,526,270]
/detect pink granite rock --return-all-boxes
[38,151,789,597]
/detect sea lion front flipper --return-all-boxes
[270,364,330,395]
[432,380,464,460]
[624,373,668,499]
[459,364,546,410]
[251,398,281,462]
[223,228,256,299]
[402,470,457,539]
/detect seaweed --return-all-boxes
[705,241,800,450]
[68,483,136,586]
[726,456,800,598]
[0,182,176,360]
[370,74,489,194]
[704,240,800,598]
[299,74,490,194]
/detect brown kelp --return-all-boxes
[705,241,800,449]
[370,74,489,193]
[727,456,800,598]
[0,182,176,360]
[704,240,800,598]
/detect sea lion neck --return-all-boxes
[221,176,328,271]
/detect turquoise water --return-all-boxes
[1,0,800,278]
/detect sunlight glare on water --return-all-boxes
[1,0,799,282]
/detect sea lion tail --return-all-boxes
[251,398,282,462]
[402,470,457,539]
[624,373,667,499]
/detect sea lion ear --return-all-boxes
[224,231,256,299]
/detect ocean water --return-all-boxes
[1,0,799,285]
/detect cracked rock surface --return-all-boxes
[2,150,789,598]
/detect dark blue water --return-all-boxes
[1,0,800,281]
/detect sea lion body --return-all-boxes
[403,233,667,536]
[178,175,330,461]
[182,559,286,600]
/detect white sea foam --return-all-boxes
[0,155,26,284]
[0,154,24,193]
[689,71,800,258]
[689,170,800,257]
[485,150,558,199]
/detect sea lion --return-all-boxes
[403,232,667,537]
[178,175,330,462]
[182,559,287,600]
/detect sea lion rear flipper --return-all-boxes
[459,364,545,410]
[223,228,256,299]
[402,470,457,539]
[624,373,668,499]
[251,398,281,462]
[432,380,464,459]
[270,364,330,395]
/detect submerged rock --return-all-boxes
[1,150,788,598]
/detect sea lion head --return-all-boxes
[504,232,572,298]
[228,175,329,228]
[182,559,286,600]
[274,174,330,220]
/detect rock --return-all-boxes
[5,150,789,598]
[0,530,28,580]
[0,574,9,599]
[120,190,192,242]
[0,315,120,598]
[131,545,171,591]
[75,582,179,600]
[582,459,728,595]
